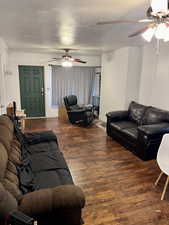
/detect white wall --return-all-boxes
[0,38,8,115]
[125,47,143,108]
[6,51,101,117]
[139,43,169,110]
[100,46,142,122]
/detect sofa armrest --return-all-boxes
[137,123,169,148]
[136,123,169,160]
[19,185,85,218]
[138,123,169,139]
[106,110,129,121]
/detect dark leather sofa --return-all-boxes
[106,101,169,161]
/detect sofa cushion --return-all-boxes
[110,121,137,131]
[29,141,69,172]
[33,169,73,190]
[5,170,19,187]
[7,161,18,176]
[142,107,167,125]
[0,182,17,219]
[29,141,73,190]
[0,124,13,151]
[12,138,21,149]
[9,145,21,165]
[129,101,148,125]
[0,116,14,133]
[0,143,8,181]
[122,127,138,141]
[3,178,22,200]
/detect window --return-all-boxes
[52,66,98,106]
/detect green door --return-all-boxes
[19,66,45,117]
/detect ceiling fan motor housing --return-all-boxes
[147,4,169,19]
[62,55,72,60]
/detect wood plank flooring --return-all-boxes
[24,118,169,225]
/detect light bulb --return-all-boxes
[151,0,168,13]
[155,23,167,39]
[142,27,155,42]
[163,26,169,42]
[61,61,73,67]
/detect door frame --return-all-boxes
[0,54,6,115]
[19,65,46,117]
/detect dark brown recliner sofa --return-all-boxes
[0,115,85,225]
[106,101,169,161]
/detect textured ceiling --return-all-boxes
[0,0,150,54]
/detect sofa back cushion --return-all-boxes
[142,107,169,125]
[0,116,14,151]
[0,143,8,181]
[3,138,22,201]
[0,116,22,201]
[0,115,13,132]
[128,101,148,125]
[64,95,77,110]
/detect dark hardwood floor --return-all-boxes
[25,118,169,225]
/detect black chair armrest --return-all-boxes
[78,104,93,111]
[138,122,169,140]
[84,106,93,111]
[69,109,86,113]
[106,110,129,122]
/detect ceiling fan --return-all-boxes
[97,0,169,42]
[48,49,87,67]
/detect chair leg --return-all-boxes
[155,172,164,186]
[161,176,169,200]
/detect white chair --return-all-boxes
[155,133,169,200]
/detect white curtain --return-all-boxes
[52,66,96,106]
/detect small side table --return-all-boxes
[58,105,68,122]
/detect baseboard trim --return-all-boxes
[25,116,58,120]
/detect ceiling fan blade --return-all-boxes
[138,19,153,23]
[48,58,62,62]
[48,60,57,62]
[52,58,62,60]
[73,58,87,64]
[128,24,155,38]
[97,19,151,25]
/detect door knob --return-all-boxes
[41,88,44,96]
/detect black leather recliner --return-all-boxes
[106,101,169,161]
[64,95,94,126]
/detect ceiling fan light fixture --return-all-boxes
[61,60,73,67]
[163,26,169,41]
[155,23,167,39]
[142,27,156,42]
[151,0,168,13]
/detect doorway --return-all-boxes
[19,65,45,117]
